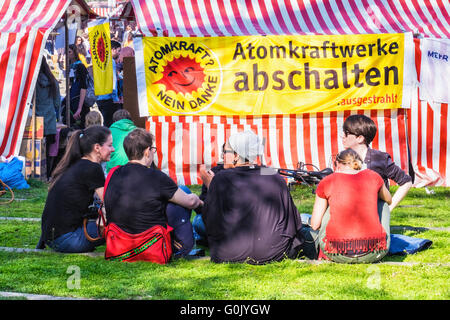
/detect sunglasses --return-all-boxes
[343,130,359,137]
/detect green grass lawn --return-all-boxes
[0,179,448,300]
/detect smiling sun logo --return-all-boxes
[154,56,206,96]
[148,40,222,114]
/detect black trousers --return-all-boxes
[97,99,122,127]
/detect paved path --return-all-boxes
[0,246,448,266]
[0,291,90,300]
[0,246,104,257]
[0,217,41,222]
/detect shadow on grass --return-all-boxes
[404,188,450,200]
[390,225,436,235]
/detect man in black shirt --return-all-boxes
[200,130,304,264]
[104,162,180,233]
[104,128,203,259]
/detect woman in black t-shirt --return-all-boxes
[39,125,114,253]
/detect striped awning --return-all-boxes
[125,1,450,186]
[129,0,449,38]
[0,0,73,158]
[147,109,411,186]
[126,1,449,186]
[0,0,97,158]
[90,7,110,18]
[119,1,136,21]
[146,39,449,187]
[88,1,127,18]
[90,6,125,18]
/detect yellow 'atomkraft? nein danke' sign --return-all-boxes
[135,33,415,116]
[88,18,113,96]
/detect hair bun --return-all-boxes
[336,148,362,171]
[352,160,362,170]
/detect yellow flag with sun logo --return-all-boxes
[88,18,113,95]
[134,33,415,116]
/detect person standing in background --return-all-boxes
[35,59,61,180]
[75,36,89,68]
[81,31,91,64]
[96,40,122,127]
[61,44,90,129]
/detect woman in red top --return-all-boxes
[310,149,392,263]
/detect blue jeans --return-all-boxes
[177,184,207,243]
[166,185,195,258]
[192,214,207,242]
[47,221,105,253]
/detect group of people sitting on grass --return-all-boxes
[38,114,412,264]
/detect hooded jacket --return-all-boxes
[36,72,60,135]
[106,118,136,172]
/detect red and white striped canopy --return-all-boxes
[0,0,99,158]
[146,40,449,187]
[0,0,73,158]
[129,0,449,38]
[89,1,127,18]
[90,7,110,18]
[127,0,449,187]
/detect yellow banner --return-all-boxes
[136,33,414,116]
[88,19,113,95]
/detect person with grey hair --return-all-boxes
[199,130,304,264]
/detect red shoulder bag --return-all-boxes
[101,166,173,264]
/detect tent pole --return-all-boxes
[31,91,36,177]
[65,14,70,127]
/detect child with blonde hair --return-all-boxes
[303,148,392,263]
[333,148,363,171]
[85,110,103,128]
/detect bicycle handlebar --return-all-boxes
[277,166,333,186]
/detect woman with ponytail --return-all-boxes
[39,125,114,253]
[304,149,392,263]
